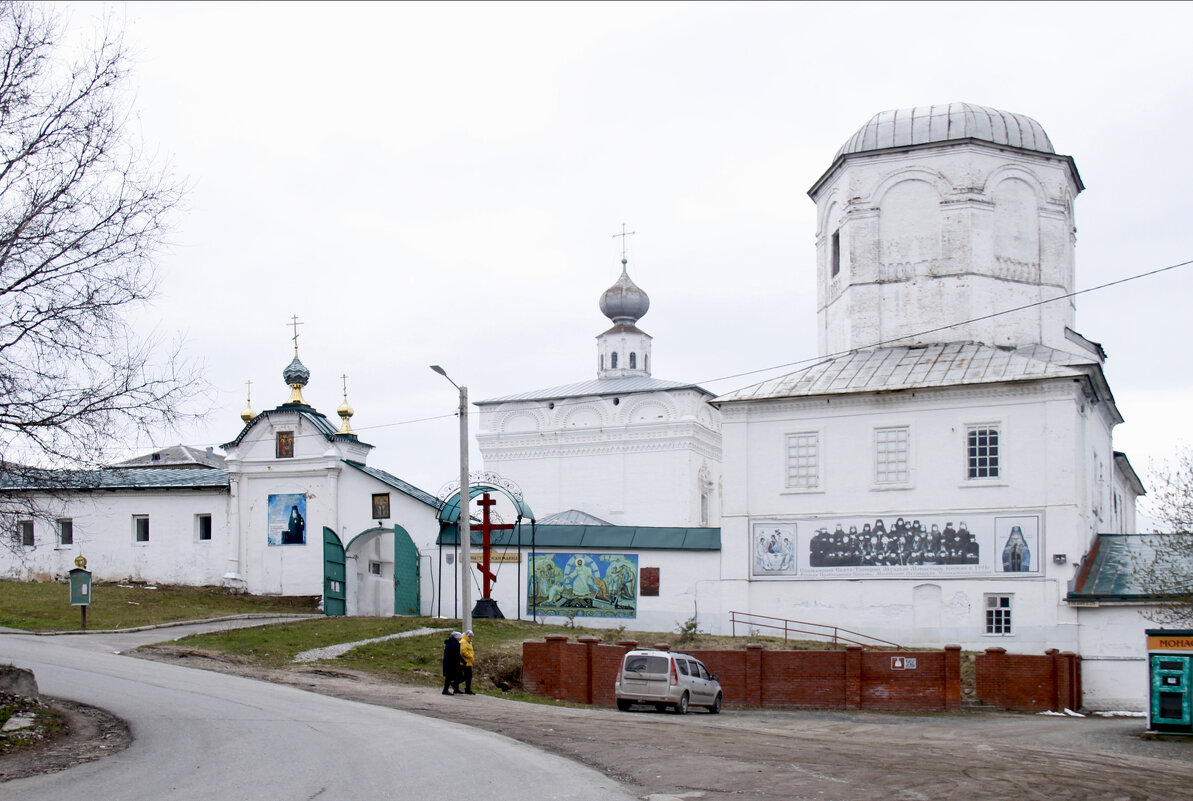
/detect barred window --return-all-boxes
[967,426,1000,479]
[786,432,819,488]
[985,594,1012,635]
[875,427,909,484]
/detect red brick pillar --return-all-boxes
[944,645,962,711]
[545,634,567,701]
[1055,651,1080,712]
[579,636,599,704]
[1045,648,1061,712]
[1074,654,1083,711]
[844,646,862,710]
[983,647,1007,709]
[746,643,763,707]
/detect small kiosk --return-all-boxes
[1147,629,1193,734]
[69,555,93,630]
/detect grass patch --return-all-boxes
[0,580,319,631]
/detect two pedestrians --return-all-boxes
[441,629,477,695]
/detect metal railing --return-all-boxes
[729,611,904,650]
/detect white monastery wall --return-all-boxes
[1075,604,1151,711]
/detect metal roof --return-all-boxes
[478,376,711,405]
[341,461,441,510]
[110,444,226,469]
[438,484,534,523]
[714,342,1096,404]
[222,403,371,450]
[536,509,613,526]
[835,103,1054,159]
[1,467,230,492]
[437,523,720,551]
[1069,533,1193,601]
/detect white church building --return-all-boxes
[1,102,1161,709]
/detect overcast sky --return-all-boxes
[76,1,1192,513]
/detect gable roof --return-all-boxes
[478,376,711,405]
[111,444,226,469]
[714,342,1103,404]
[222,403,372,450]
[536,509,613,526]
[341,460,440,509]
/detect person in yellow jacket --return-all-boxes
[459,629,476,695]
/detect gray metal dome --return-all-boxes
[599,259,650,325]
[282,355,310,387]
[835,103,1054,159]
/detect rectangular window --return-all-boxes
[786,432,820,488]
[967,426,1000,479]
[134,515,150,543]
[875,427,909,484]
[58,519,73,546]
[276,430,294,458]
[985,594,1012,635]
[368,561,381,576]
[17,520,34,547]
[830,230,841,277]
[197,514,212,542]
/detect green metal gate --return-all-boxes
[1151,654,1193,732]
[323,526,347,617]
[393,525,420,615]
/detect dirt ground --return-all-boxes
[120,646,1193,801]
[0,698,130,782]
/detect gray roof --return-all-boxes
[1070,534,1193,601]
[536,509,613,526]
[341,461,441,510]
[478,376,710,405]
[111,444,226,469]
[714,343,1096,404]
[1,467,229,492]
[835,103,1054,159]
[223,403,371,450]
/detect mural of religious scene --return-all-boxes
[752,523,797,576]
[528,553,638,618]
[268,493,307,546]
[750,513,1042,579]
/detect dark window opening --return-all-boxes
[197,514,212,541]
[58,519,73,546]
[611,352,618,369]
[135,516,150,543]
[830,230,841,277]
[18,520,33,547]
[629,352,636,369]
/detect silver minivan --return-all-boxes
[614,649,723,714]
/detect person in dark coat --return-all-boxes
[442,631,463,695]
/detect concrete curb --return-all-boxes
[2,613,321,636]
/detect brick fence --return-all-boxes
[975,648,1082,711]
[523,636,963,711]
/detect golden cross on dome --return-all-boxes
[612,223,636,261]
[341,373,349,399]
[287,314,304,354]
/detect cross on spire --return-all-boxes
[287,314,304,355]
[612,223,636,263]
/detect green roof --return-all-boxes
[1069,533,1193,601]
[437,523,720,551]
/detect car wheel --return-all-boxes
[708,693,722,714]
[617,699,632,712]
[673,692,689,715]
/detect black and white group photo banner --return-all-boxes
[750,513,1042,579]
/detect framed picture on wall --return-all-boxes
[372,493,390,520]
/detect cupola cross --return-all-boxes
[612,223,636,261]
[287,314,304,354]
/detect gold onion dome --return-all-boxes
[337,396,355,435]
[240,403,256,425]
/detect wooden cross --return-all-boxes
[287,314,304,354]
[473,493,515,600]
[612,223,636,261]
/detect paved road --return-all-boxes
[0,624,635,801]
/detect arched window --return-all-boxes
[629,352,636,369]
[611,352,618,368]
[600,354,604,370]
[644,354,648,373]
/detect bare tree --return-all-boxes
[1135,446,1193,626]
[0,3,197,550]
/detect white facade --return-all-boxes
[477,259,722,528]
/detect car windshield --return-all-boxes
[624,655,669,674]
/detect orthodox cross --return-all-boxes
[245,378,252,404]
[473,493,515,601]
[612,223,636,261]
[287,314,304,354]
[341,373,349,400]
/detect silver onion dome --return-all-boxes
[282,356,310,387]
[599,259,650,325]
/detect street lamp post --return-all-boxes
[430,365,472,633]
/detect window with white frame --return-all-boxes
[985,594,1012,635]
[874,427,909,484]
[967,425,1000,479]
[196,514,212,542]
[786,432,820,488]
[17,520,34,547]
[58,519,73,546]
[134,515,150,543]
